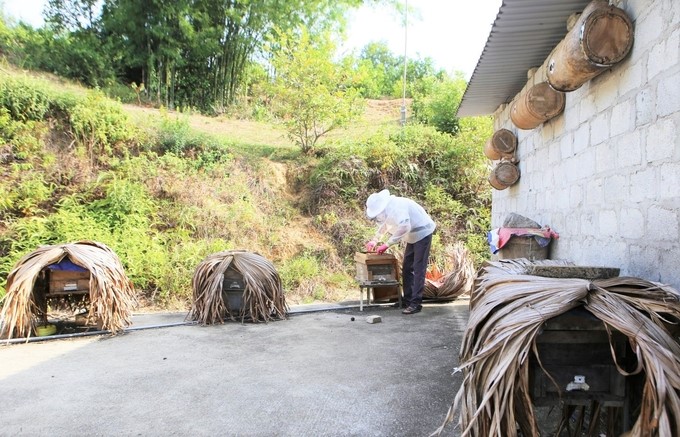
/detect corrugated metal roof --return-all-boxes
[457,0,592,117]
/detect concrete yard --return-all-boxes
[0,302,469,437]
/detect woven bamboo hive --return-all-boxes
[188,250,288,324]
[0,241,137,339]
[434,258,680,437]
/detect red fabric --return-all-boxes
[497,227,559,249]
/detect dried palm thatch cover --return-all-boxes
[434,258,680,437]
[188,250,288,324]
[424,243,475,301]
[0,241,137,339]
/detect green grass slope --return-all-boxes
[0,64,492,310]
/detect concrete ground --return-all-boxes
[0,301,469,437]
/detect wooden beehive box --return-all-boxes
[529,308,628,407]
[47,270,91,295]
[355,252,400,301]
[222,265,245,311]
[354,252,397,282]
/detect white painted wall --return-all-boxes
[490,0,680,288]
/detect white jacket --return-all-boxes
[372,196,436,245]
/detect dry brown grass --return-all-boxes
[328,98,408,141]
[123,98,408,149]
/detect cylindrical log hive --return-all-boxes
[484,129,517,160]
[510,82,565,130]
[484,138,501,161]
[488,160,520,190]
[547,0,634,92]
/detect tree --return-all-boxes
[268,28,364,154]
[100,0,366,113]
[411,72,467,135]
[359,42,402,97]
[44,0,100,33]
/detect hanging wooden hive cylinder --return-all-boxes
[488,160,520,191]
[511,82,565,130]
[547,0,634,92]
[483,128,518,160]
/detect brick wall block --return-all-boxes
[599,210,619,236]
[616,130,642,168]
[646,117,676,162]
[647,206,679,240]
[636,87,654,127]
[591,113,610,145]
[620,208,646,239]
[611,99,634,137]
[629,167,658,203]
[656,70,680,117]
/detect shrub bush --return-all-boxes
[306,123,492,268]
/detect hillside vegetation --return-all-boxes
[0,0,500,310]
[0,64,493,309]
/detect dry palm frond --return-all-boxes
[0,241,137,339]
[433,259,680,437]
[188,249,288,324]
[424,263,445,297]
[424,243,476,301]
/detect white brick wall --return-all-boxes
[491,0,680,290]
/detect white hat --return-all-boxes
[366,189,391,219]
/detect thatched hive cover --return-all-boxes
[188,250,288,324]
[435,258,680,437]
[1,241,137,339]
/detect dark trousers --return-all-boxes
[402,233,433,307]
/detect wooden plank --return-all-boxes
[536,342,615,364]
[49,270,90,281]
[46,290,89,296]
[543,307,605,330]
[532,392,625,407]
[354,252,396,264]
[48,270,91,294]
[536,331,611,344]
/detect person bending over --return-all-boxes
[365,189,436,315]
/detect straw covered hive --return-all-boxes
[0,241,137,339]
[188,249,288,324]
[434,258,680,437]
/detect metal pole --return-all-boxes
[1,321,198,345]
[400,0,408,127]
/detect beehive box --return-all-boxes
[529,308,628,407]
[354,252,398,282]
[222,266,245,311]
[48,270,91,294]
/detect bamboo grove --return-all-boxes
[23,0,368,112]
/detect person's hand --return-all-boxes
[365,241,377,252]
[376,243,389,254]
